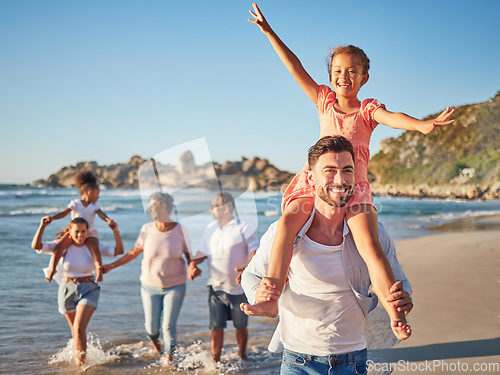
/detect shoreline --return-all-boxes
[370,215,500,374]
[427,213,500,232]
[2,184,500,202]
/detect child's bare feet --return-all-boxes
[240,299,279,318]
[391,320,412,340]
[75,350,85,367]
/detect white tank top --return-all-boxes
[62,244,95,278]
[280,234,366,355]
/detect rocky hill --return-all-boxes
[368,91,500,199]
[33,93,500,199]
[32,153,295,192]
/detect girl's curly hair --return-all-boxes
[75,170,99,195]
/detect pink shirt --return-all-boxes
[316,85,385,184]
[135,222,190,288]
[282,85,385,210]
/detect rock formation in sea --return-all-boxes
[33,153,295,193]
[33,91,500,199]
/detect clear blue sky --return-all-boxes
[1,0,499,184]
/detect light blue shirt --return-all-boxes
[241,208,412,352]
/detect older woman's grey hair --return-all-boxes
[150,192,174,214]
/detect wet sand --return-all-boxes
[370,219,500,374]
[428,214,500,232]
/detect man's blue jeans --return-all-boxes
[280,348,367,375]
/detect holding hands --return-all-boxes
[94,266,103,283]
[187,261,202,281]
[385,281,413,340]
[386,281,413,314]
[108,221,118,232]
[254,277,281,304]
[41,215,52,226]
[107,219,117,230]
[101,264,114,274]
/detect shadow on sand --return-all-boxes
[370,337,500,362]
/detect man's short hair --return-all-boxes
[308,136,355,169]
[212,192,235,214]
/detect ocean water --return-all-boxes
[1,185,499,374]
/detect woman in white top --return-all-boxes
[44,170,117,283]
[102,192,192,364]
[31,216,124,283]
[37,217,117,367]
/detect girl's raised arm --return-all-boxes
[32,216,52,250]
[109,222,124,256]
[374,106,454,135]
[249,3,319,104]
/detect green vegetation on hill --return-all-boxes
[369,92,500,188]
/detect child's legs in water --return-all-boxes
[346,204,410,338]
[241,197,313,318]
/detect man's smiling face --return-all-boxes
[308,150,355,208]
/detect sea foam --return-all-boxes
[48,333,119,371]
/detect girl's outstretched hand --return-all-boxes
[248,3,271,33]
[420,106,455,134]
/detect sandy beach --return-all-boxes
[370,218,500,374]
[2,186,500,374]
